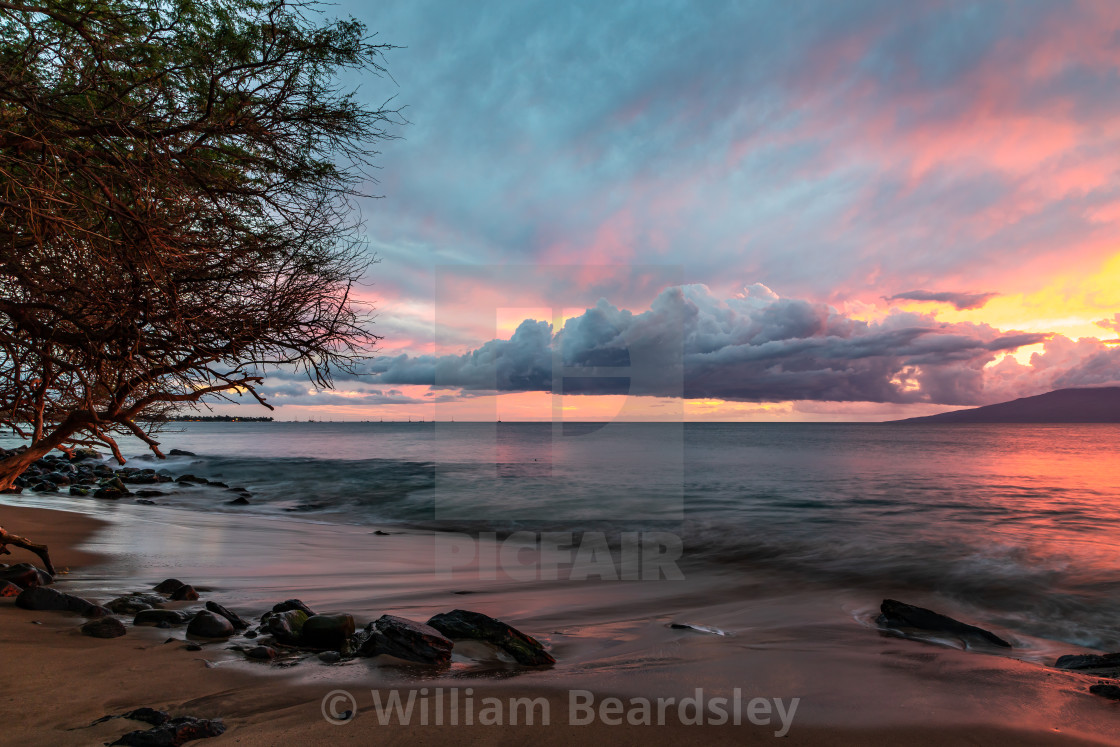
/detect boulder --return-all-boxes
[355,614,453,664]
[426,609,555,665]
[70,486,92,496]
[153,578,186,593]
[0,562,53,589]
[318,651,342,664]
[300,613,356,650]
[204,600,249,630]
[175,474,207,484]
[106,595,165,615]
[272,598,315,616]
[1090,684,1120,700]
[70,447,102,462]
[226,496,250,506]
[246,645,277,661]
[110,716,225,746]
[876,599,1011,648]
[0,580,22,597]
[82,617,127,639]
[168,449,196,457]
[1055,653,1120,671]
[186,610,234,639]
[16,586,107,617]
[169,584,199,601]
[133,609,191,626]
[267,609,308,645]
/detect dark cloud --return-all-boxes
[368,285,1052,405]
[886,290,999,310]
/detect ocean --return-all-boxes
[4,421,1120,651]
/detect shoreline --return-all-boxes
[2,502,1119,745]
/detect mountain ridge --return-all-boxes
[890,387,1120,423]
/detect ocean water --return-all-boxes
[4,421,1120,650]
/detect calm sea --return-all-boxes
[4,421,1120,648]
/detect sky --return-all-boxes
[240,0,1120,422]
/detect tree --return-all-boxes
[0,0,401,565]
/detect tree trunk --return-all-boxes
[0,417,79,490]
[0,526,55,575]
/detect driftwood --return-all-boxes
[0,525,55,576]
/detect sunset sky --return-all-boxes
[245,0,1120,422]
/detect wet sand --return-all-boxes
[1,502,1119,745]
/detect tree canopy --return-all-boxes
[0,0,401,479]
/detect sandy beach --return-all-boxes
[2,501,1119,746]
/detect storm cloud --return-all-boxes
[367,285,1061,405]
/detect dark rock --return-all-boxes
[372,530,391,536]
[427,609,556,665]
[226,496,250,505]
[0,580,21,597]
[272,598,315,616]
[33,482,58,493]
[136,499,157,505]
[122,708,171,725]
[44,472,71,485]
[267,609,309,645]
[168,449,196,457]
[175,474,206,484]
[16,586,106,617]
[300,613,356,650]
[154,578,186,593]
[107,595,165,615]
[70,447,102,462]
[355,614,453,664]
[876,599,1011,648]
[169,584,199,601]
[185,643,202,651]
[94,486,127,499]
[1,486,23,494]
[186,610,234,639]
[0,562,53,589]
[135,489,163,498]
[1090,684,1120,700]
[110,716,225,746]
[69,486,92,496]
[82,617,127,639]
[207,481,228,488]
[246,645,277,660]
[134,609,191,626]
[318,651,342,664]
[121,471,160,485]
[244,629,258,639]
[204,600,249,630]
[1055,653,1120,671]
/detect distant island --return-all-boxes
[891,387,1120,423]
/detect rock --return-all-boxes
[876,599,1011,648]
[0,580,21,597]
[0,562,53,589]
[1055,653,1120,671]
[154,578,186,593]
[70,447,102,462]
[136,499,157,505]
[82,617,127,639]
[185,642,202,651]
[110,716,225,746]
[1090,684,1120,700]
[272,598,315,616]
[246,645,277,661]
[226,496,250,505]
[106,594,165,615]
[94,486,127,499]
[121,470,160,485]
[267,609,308,645]
[318,651,342,664]
[44,472,71,485]
[135,489,163,498]
[169,584,199,601]
[33,481,58,493]
[300,613,356,650]
[168,449,196,456]
[427,609,555,665]
[175,474,206,484]
[204,601,249,630]
[122,708,171,725]
[69,486,92,496]
[244,629,258,639]
[133,609,191,626]
[186,610,234,639]
[355,614,453,664]
[16,586,106,617]
[207,481,228,488]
